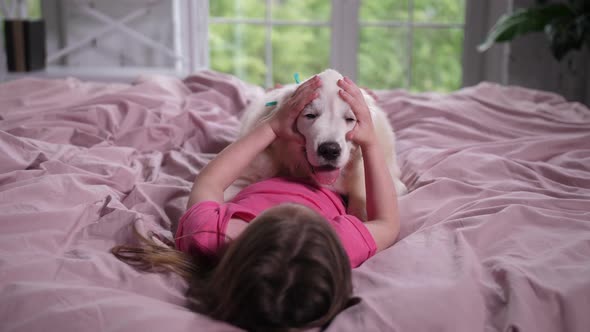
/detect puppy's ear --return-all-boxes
[361,87,378,102]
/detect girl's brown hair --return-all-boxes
[112,203,358,331]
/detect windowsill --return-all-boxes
[2,66,189,83]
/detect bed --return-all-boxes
[1,71,589,332]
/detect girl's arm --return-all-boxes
[337,77,400,252]
[187,76,322,208]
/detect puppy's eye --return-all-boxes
[346,118,356,123]
[304,114,317,119]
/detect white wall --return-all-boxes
[42,0,175,68]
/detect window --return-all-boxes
[4,0,465,91]
[209,0,332,87]
[210,0,466,91]
[359,0,465,91]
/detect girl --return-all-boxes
[112,75,400,331]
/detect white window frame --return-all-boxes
[176,0,209,73]
[462,0,512,87]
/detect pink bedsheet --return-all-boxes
[1,71,589,332]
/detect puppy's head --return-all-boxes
[295,69,359,186]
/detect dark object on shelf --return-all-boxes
[478,0,590,61]
[4,19,46,72]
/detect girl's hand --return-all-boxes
[268,75,322,144]
[337,77,377,148]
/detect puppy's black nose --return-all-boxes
[317,142,341,161]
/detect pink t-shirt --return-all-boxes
[175,177,377,268]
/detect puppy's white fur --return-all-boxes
[228,69,406,219]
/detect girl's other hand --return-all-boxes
[268,76,322,144]
[337,77,377,148]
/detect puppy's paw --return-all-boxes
[395,179,408,195]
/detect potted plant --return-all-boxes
[478,0,590,61]
[2,0,46,72]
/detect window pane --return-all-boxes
[411,28,463,92]
[272,0,331,22]
[358,27,408,89]
[360,0,409,22]
[413,0,465,24]
[210,0,265,19]
[272,26,330,85]
[27,0,42,19]
[209,24,267,85]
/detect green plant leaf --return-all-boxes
[545,14,587,60]
[478,3,574,52]
[578,14,590,47]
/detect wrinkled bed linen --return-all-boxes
[0,71,589,332]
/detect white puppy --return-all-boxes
[229,69,406,219]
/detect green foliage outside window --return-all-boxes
[210,0,465,92]
[27,0,41,19]
[209,0,331,86]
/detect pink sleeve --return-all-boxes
[175,201,227,256]
[331,215,378,268]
